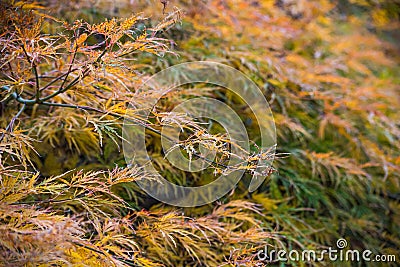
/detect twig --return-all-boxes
[39,68,80,92]
[58,45,78,93]
[8,62,15,77]
[40,47,108,102]
[21,44,40,101]
[0,103,26,142]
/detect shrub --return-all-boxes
[1,0,399,266]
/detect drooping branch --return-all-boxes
[1,85,232,171]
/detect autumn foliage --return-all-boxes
[0,0,399,266]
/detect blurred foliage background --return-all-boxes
[0,0,399,266]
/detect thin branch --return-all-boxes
[21,44,40,101]
[58,44,78,93]
[40,47,108,102]
[39,67,89,101]
[39,68,80,92]
[8,62,16,77]
[0,103,26,143]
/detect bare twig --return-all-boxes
[58,45,78,93]
[40,47,108,102]
[21,44,40,101]
[39,68,80,92]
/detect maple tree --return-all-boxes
[1,0,399,266]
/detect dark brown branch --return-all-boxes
[39,68,80,92]
[0,103,26,143]
[58,45,78,93]
[40,47,108,102]
[21,44,40,101]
